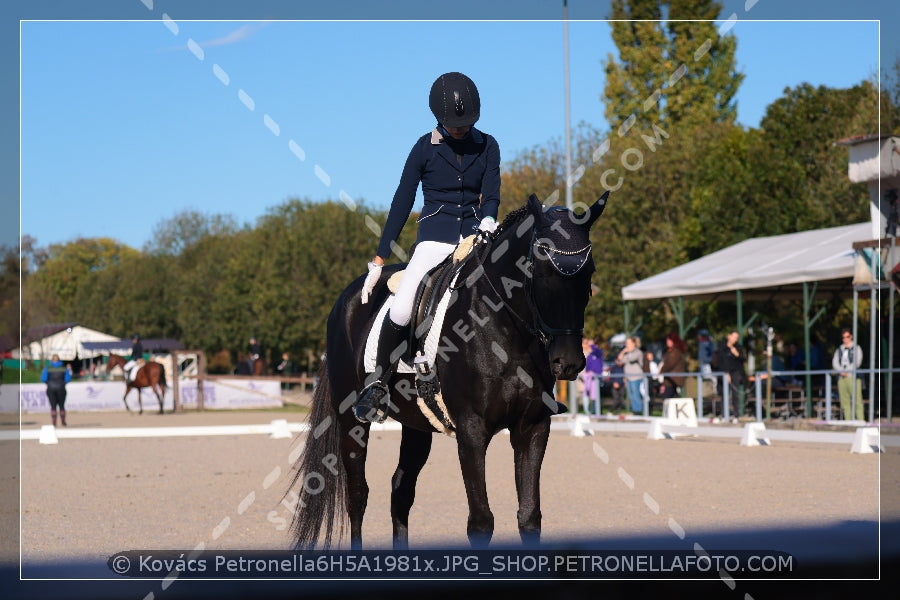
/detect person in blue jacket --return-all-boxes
[355,71,501,423]
[41,353,71,426]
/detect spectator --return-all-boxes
[579,337,604,415]
[658,331,687,400]
[608,360,626,415]
[235,352,251,376]
[248,337,261,361]
[832,328,864,421]
[712,329,747,419]
[40,353,71,427]
[697,329,716,380]
[642,350,660,406]
[247,337,263,374]
[277,352,295,390]
[616,336,644,415]
[786,342,805,372]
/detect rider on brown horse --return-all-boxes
[247,336,262,374]
[122,333,145,382]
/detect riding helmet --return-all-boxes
[429,72,480,128]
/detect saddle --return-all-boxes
[128,360,145,382]
[370,235,481,434]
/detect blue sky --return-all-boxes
[7,1,896,252]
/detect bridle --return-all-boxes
[467,223,591,349]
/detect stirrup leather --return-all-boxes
[354,380,390,424]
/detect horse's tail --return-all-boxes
[160,363,168,389]
[288,356,346,549]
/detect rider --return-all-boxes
[248,336,262,372]
[354,71,501,423]
[123,333,144,382]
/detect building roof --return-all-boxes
[621,222,873,302]
[81,339,185,354]
[14,324,122,361]
[22,322,79,345]
[833,133,897,147]
[12,325,183,360]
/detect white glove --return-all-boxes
[478,216,497,233]
[361,261,382,304]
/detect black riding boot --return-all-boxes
[354,317,408,423]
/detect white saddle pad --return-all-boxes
[363,287,455,375]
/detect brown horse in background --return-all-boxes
[235,354,267,376]
[105,354,168,414]
[252,357,266,376]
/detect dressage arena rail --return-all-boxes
[9,415,899,453]
[176,373,316,411]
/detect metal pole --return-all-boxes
[869,284,876,423]
[563,0,577,418]
[852,286,859,421]
[766,326,773,419]
[564,0,573,216]
[889,235,896,422]
[802,282,813,410]
[736,289,744,416]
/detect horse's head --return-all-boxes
[105,354,123,375]
[526,191,608,380]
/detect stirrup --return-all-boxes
[354,381,390,424]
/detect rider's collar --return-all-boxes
[431,125,482,145]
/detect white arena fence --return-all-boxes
[2,378,284,413]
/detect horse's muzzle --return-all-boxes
[551,357,585,380]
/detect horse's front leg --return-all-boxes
[122,386,131,413]
[456,425,494,548]
[340,416,371,550]
[136,387,143,415]
[509,417,550,546]
[391,426,433,549]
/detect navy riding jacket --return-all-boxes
[41,360,71,390]
[376,126,501,259]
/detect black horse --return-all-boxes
[289,192,609,550]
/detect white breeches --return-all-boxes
[123,360,139,381]
[388,240,456,327]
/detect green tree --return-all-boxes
[25,237,139,322]
[146,209,241,256]
[501,138,569,210]
[171,231,244,353]
[0,243,21,343]
[208,199,402,365]
[566,0,746,341]
[881,55,900,134]
[603,0,741,133]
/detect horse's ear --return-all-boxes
[527,193,544,220]
[584,190,610,229]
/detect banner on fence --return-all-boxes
[2,378,283,413]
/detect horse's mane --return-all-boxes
[497,204,530,233]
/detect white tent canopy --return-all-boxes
[13,324,120,362]
[621,222,873,302]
